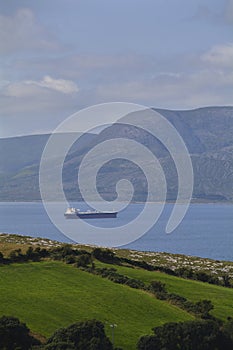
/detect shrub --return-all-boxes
[137,320,233,350]
[194,299,214,318]
[0,315,40,350]
[167,293,187,304]
[92,248,118,264]
[46,320,113,350]
[75,254,92,267]
[149,280,166,294]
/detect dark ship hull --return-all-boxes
[64,208,117,219]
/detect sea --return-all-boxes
[0,202,232,261]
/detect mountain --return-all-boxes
[0,106,233,201]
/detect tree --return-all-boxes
[195,299,214,318]
[92,248,117,264]
[46,320,113,350]
[222,274,231,287]
[137,320,233,350]
[149,280,167,299]
[0,251,4,263]
[0,315,40,350]
[222,317,233,345]
[44,341,75,350]
[75,254,92,267]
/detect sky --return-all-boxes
[0,0,232,137]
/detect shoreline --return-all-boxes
[0,199,232,204]
[1,233,233,275]
[1,231,233,264]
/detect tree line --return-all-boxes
[1,315,233,350]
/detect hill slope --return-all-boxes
[0,106,233,201]
[1,234,233,349]
[0,261,193,350]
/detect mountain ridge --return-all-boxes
[0,106,233,202]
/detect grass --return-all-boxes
[96,262,233,321]
[0,234,62,256]
[1,234,233,348]
[0,261,193,350]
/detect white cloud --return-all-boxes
[95,68,233,109]
[0,8,58,54]
[201,43,233,68]
[4,76,79,97]
[0,44,232,137]
[27,76,79,94]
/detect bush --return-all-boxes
[149,280,166,294]
[120,258,154,271]
[125,278,145,289]
[46,320,113,350]
[175,267,194,279]
[0,251,6,264]
[194,299,214,318]
[44,341,75,349]
[92,248,118,264]
[0,315,40,350]
[75,254,92,267]
[65,256,76,264]
[137,320,233,350]
[167,293,187,305]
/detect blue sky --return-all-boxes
[0,0,232,137]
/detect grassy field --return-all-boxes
[97,262,233,321]
[1,234,233,349]
[0,261,193,350]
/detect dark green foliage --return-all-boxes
[147,278,214,318]
[46,320,113,350]
[75,254,92,267]
[7,246,49,264]
[194,299,214,318]
[175,267,222,286]
[92,248,118,264]
[44,341,75,349]
[90,267,146,289]
[49,245,77,260]
[166,293,187,304]
[194,271,217,283]
[140,261,231,289]
[0,251,5,264]
[49,245,90,262]
[222,274,231,287]
[0,315,40,350]
[34,246,50,258]
[222,318,233,343]
[8,249,25,262]
[149,280,166,294]
[120,257,155,271]
[175,266,194,279]
[25,246,44,261]
[64,256,76,264]
[137,319,233,350]
[124,278,145,289]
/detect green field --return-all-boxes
[0,261,193,349]
[97,262,233,321]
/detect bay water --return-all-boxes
[0,202,232,261]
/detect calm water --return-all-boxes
[0,202,232,261]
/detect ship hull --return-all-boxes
[64,211,117,219]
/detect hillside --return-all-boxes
[0,106,233,201]
[0,261,193,350]
[0,234,233,349]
